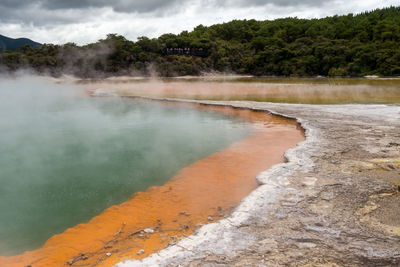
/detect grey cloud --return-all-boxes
[0,0,181,13]
[0,0,330,26]
[0,0,30,8]
[243,0,326,6]
[211,0,327,8]
[1,0,327,13]
[0,6,88,26]
[41,0,181,13]
[0,0,183,25]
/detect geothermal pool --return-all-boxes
[0,77,304,267]
[0,77,252,256]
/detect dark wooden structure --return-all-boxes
[163,47,209,57]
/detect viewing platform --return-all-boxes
[163,47,209,57]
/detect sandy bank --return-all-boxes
[117,100,400,267]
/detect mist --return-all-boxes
[78,76,400,104]
[0,75,251,256]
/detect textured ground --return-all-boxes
[117,101,400,267]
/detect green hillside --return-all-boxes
[0,6,399,77]
[0,34,41,52]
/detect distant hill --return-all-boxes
[0,34,41,51]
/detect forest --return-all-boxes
[0,6,399,77]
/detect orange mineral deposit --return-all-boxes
[0,102,304,267]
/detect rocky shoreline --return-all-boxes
[117,101,400,267]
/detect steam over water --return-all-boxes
[0,77,251,256]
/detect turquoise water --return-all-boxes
[0,77,251,256]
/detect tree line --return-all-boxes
[0,6,399,77]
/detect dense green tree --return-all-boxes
[0,6,399,77]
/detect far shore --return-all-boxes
[73,76,400,105]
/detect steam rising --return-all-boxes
[0,75,250,256]
[79,76,400,104]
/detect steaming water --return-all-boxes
[85,77,400,104]
[0,77,251,256]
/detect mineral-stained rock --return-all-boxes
[116,101,400,267]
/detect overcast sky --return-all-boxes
[0,0,397,45]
